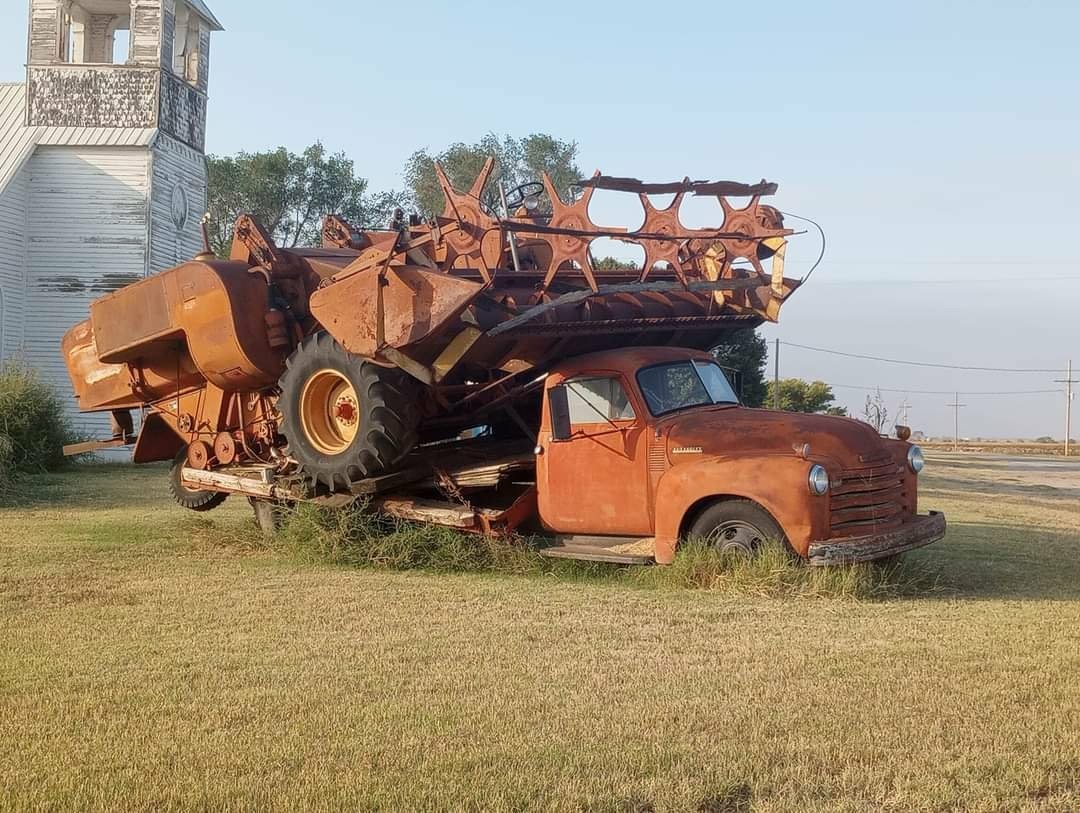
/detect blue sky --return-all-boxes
[2,0,1077,438]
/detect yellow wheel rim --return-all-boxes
[299,369,361,455]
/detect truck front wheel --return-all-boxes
[277,332,420,492]
[686,499,786,556]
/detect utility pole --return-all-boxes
[947,393,966,451]
[773,338,780,409]
[897,397,912,427]
[1054,360,1076,457]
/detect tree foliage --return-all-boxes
[711,330,769,407]
[766,378,847,416]
[206,143,407,256]
[403,133,581,218]
[593,256,640,271]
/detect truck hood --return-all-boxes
[664,406,891,467]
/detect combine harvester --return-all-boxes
[62,163,944,565]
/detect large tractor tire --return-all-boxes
[168,447,228,512]
[277,332,420,492]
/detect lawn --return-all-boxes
[1,455,1079,811]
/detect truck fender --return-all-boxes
[652,455,828,563]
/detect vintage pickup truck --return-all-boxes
[533,346,945,565]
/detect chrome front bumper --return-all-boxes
[807,511,946,566]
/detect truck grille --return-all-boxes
[829,461,907,538]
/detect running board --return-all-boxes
[539,536,655,565]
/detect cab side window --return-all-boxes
[565,377,636,424]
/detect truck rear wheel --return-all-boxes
[686,499,786,556]
[278,332,419,491]
[168,447,228,512]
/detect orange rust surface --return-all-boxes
[309,265,485,358]
[536,347,927,563]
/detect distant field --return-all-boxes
[921,440,1073,456]
[1,454,1079,811]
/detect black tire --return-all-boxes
[277,332,420,492]
[686,499,786,556]
[168,447,228,512]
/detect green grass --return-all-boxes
[1,457,1079,811]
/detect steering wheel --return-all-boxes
[504,181,545,213]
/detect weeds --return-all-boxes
[282,501,548,575]
[221,501,941,600]
[632,538,942,599]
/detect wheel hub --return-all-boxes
[707,520,765,555]
[299,369,361,455]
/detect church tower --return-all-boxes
[0,0,222,431]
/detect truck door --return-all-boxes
[537,374,652,536]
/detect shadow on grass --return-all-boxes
[923,474,1080,501]
[909,520,1080,601]
[0,462,169,510]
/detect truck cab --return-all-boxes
[536,347,945,565]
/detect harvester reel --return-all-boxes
[333,161,795,314]
[535,172,608,293]
[435,158,503,280]
[633,181,691,284]
[277,332,420,492]
[709,196,790,281]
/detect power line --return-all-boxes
[779,341,1063,374]
[830,383,1059,396]
[811,275,1080,286]
[796,259,1080,266]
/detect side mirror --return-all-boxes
[548,385,572,441]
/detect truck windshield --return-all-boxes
[636,360,739,416]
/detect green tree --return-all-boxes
[711,329,769,407]
[593,256,640,272]
[206,143,406,256]
[403,133,581,218]
[766,378,847,415]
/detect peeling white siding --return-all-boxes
[24,146,149,433]
[0,165,29,362]
[149,132,206,273]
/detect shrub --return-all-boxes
[0,432,13,492]
[0,362,75,478]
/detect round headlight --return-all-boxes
[907,445,925,473]
[808,464,830,495]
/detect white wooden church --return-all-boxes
[0,0,221,435]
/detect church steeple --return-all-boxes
[25,0,222,151]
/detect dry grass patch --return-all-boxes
[1,454,1079,811]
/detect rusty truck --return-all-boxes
[61,162,945,565]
